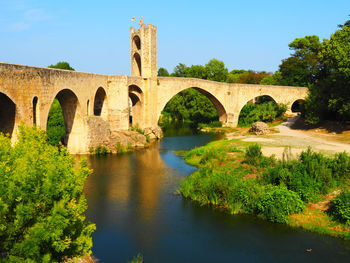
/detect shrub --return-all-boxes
[0,125,95,262]
[255,185,305,223]
[244,144,262,165]
[263,148,349,202]
[95,145,108,155]
[329,191,350,225]
[238,101,287,127]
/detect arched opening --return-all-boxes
[129,85,143,127]
[46,89,82,147]
[33,96,38,125]
[93,87,108,119]
[291,99,304,113]
[0,92,16,137]
[158,87,227,136]
[133,53,142,76]
[238,95,286,127]
[133,35,141,50]
[87,100,90,115]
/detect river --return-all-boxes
[84,129,350,263]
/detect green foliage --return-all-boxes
[256,185,305,223]
[279,35,322,87]
[260,72,283,85]
[180,141,349,228]
[244,144,262,165]
[0,125,95,262]
[162,88,219,124]
[238,100,287,126]
[48,62,75,71]
[46,99,66,145]
[282,19,350,123]
[205,59,228,82]
[262,148,350,202]
[157,67,169,76]
[128,253,143,263]
[95,145,108,155]
[329,191,350,225]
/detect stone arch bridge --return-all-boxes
[0,24,307,154]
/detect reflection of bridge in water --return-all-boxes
[0,24,307,154]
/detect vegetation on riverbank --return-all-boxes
[0,125,95,262]
[178,140,350,239]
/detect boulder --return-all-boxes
[249,122,269,135]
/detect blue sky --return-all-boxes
[0,0,348,75]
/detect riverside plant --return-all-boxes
[179,140,349,238]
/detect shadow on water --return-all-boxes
[83,125,350,263]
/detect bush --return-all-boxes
[263,148,349,202]
[256,185,305,223]
[0,125,95,262]
[244,144,262,165]
[238,101,287,127]
[329,191,350,225]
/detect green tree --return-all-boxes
[260,72,282,85]
[303,25,350,122]
[48,62,75,71]
[171,63,187,77]
[0,125,95,262]
[185,65,207,79]
[279,35,322,87]
[158,67,169,76]
[162,89,218,123]
[205,59,228,82]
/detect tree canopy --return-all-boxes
[0,125,95,262]
[48,62,75,71]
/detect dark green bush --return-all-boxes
[329,191,350,225]
[256,185,305,223]
[263,148,349,202]
[244,144,262,165]
[238,101,287,127]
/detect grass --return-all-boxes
[178,138,350,239]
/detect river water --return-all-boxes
[84,131,350,263]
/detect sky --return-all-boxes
[0,0,348,75]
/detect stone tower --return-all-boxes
[130,24,157,78]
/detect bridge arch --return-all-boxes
[291,99,305,113]
[47,89,86,151]
[0,92,16,137]
[93,87,108,120]
[157,86,228,125]
[129,85,143,127]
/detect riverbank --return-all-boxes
[178,126,350,240]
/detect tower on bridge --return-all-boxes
[130,24,157,79]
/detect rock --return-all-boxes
[144,126,163,140]
[249,122,269,135]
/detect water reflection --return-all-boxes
[83,133,350,263]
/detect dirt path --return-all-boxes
[229,116,350,159]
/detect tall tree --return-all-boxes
[303,25,350,122]
[205,59,228,82]
[279,35,322,87]
[158,67,170,76]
